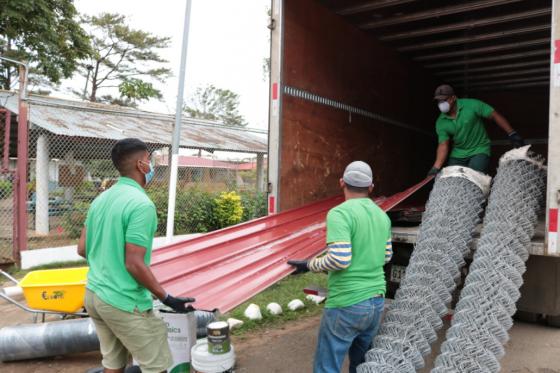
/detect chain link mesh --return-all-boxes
[358,172,488,373]
[0,100,268,262]
[0,110,14,263]
[433,151,546,373]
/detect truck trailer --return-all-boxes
[266,0,560,324]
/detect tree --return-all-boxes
[79,13,171,104]
[184,84,248,127]
[0,0,91,90]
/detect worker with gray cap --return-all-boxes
[288,161,392,373]
[428,84,524,175]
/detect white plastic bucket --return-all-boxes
[191,339,235,373]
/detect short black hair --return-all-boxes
[345,184,370,194]
[111,138,148,174]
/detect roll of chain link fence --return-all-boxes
[358,166,491,373]
[432,146,546,373]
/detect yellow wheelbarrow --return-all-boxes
[0,267,89,321]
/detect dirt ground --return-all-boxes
[1,298,560,373]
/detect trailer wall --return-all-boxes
[279,0,440,210]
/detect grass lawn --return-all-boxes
[225,271,328,337]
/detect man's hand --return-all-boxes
[427,167,441,176]
[288,260,309,274]
[508,131,525,148]
[162,294,196,313]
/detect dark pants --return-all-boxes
[448,153,490,173]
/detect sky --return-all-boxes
[60,0,272,131]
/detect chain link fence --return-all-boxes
[0,109,14,263]
[0,95,268,263]
[25,132,268,252]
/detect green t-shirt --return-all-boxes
[85,177,157,313]
[435,98,494,159]
[325,198,391,308]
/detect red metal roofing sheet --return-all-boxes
[152,176,434,312]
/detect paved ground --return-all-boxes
[1,297,560,372]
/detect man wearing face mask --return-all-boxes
[78,138,194,373]
[427,84,525,176]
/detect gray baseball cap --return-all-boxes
[343,161,373,187]
[434,84,455,100]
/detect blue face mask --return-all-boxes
[142,161,155,184]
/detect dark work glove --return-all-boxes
[508,131,525,148]
[162,294,195,313]
[288,259,310,274]
[427,167,441,176]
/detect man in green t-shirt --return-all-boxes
[288,161,392,373]
[78,138,194,373]
[427,84,525,175]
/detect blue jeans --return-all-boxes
[314,297,384,373]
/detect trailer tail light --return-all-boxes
[549,208,558,254]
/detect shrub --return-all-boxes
[0,180,12,199]
[214,191,243,229]
[62,201,91,239]
[240,191,267,222]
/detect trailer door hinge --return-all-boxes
[268,18,276,30]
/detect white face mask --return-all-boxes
[438,101,451,113]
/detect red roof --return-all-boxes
[155,155,257,170]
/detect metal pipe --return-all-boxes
[360,0,523,29]
[398,24,550,52]
[15,64,28,263]
[447,67,550,82]
[455,76,549,88]
[425,50,549,69]
[337,0,417,15]
[0,318,99,362]
[436,60,548,77]
[166,0,193,241]
[380,8,551,41]
[415,38,550,62]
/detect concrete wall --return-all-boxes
[279,0,440,210]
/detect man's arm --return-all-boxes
[433,140,450,169]
[77,227,86,258]
[308,242,352,272]
[489,111,514,134]
[125,243,166,300]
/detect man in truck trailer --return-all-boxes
[287,161,392,373]
[428,84,525,175]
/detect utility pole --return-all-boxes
[166,0,193,242]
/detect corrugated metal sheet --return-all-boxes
[0,91,267,154]
[152,176,434,312]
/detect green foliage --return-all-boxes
[239,191,267,222]
[119,78,162,103]
[83,159,119,179]
[184,84,248,127]
[0,179,12,199]
[147,187,265,235]
[0,0,91,89]
[147,186,218,234]
[226,271,327,335]
[80,13,171,103]
[214,191,243,229]
[62,201,90,239]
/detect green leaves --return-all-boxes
[184,84,248,127]
[0,0,92,89]
[80,12,171,103]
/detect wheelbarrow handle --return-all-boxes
[0,291,88,317]
[0,269,19,285]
